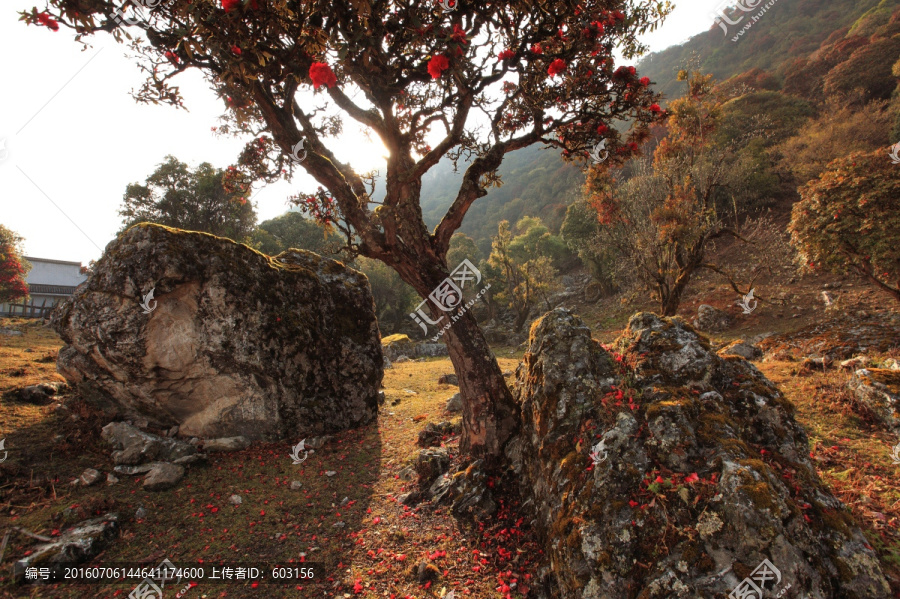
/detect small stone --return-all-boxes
[133,418,149,429]
[106,473,119,485]
[167,425,179,437]
[135,507,148,519]
[332,521,345,528]
[325,471,337,477]
[403,389,418,395]
[840,356,868,370]
[377,391,386,405]
[290,481,303,490]
[229,494,243,505]
[444,393,462,413]
[340,496,350,506]
[142,463,185,491]
[201,436,249,452]
[394,355,411,363]
[438,374,458,386]
[305,435,332,450]
[79,468,102,486]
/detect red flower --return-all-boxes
[596,124,608,134]
[164,51,179,63]
[547,58,567,77]
[640,76,650,86]
[451,24,468,44]
[222,0,241,12]
[684,473,700,484]
[428,54,450,79]
[36,12,59,31]
[309,62,337,89]
[530,43,542,54]
[498,49,516,61]
[649,103,662,113]
[231,45,242,55]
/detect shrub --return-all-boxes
[789,150,900,302]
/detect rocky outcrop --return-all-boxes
[51,224,382,440]
[849,368,900,433]
[509,309,889,599]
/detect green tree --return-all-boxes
[119,156,257,241]
[0,225,31,305]
[487,219,561,332]
[252,211,344,257]
[790,150,900,302]
[355,257,420,334]
[34,0,670,458]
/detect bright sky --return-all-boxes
[0,0,726,265]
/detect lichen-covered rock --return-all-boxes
[693,304,733,332]
[52,224,382,440]
[382,334,414,361]
[849,368,900,433]
[510,308,889,599]
[719,340,762,361]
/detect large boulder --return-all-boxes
[52,224,382,440]
[509,309,889,599]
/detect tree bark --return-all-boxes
[439,308,520,460]
[395,252,520,461]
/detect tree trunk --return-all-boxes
[513,305,532,333]
[439,308,520,461]
[397,254,520,461]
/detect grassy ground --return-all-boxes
[0,321,536,599]
[2,286,900,597]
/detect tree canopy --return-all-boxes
[119,155,257,241]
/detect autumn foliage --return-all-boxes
[789,150,900,302]
[0,225,30,305]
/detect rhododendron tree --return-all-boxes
[790,150,900,302]
[0,225,31,305]
[586,69,764,316]
[25,0,669,460]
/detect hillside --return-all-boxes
[418,145,584,256]
[638,0,898,101]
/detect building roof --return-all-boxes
[28,284,80,296]
[22,256,84,267]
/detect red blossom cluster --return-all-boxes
[427,54,450,79]
[309,62,337,89]
[547,58,566,77]
[292,186,338,225]
[498,49,516,61]
[36,11,58,31]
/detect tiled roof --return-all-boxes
[28,284,78,296]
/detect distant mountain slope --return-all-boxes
[638,0,896,100]
[419,145,584,255]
